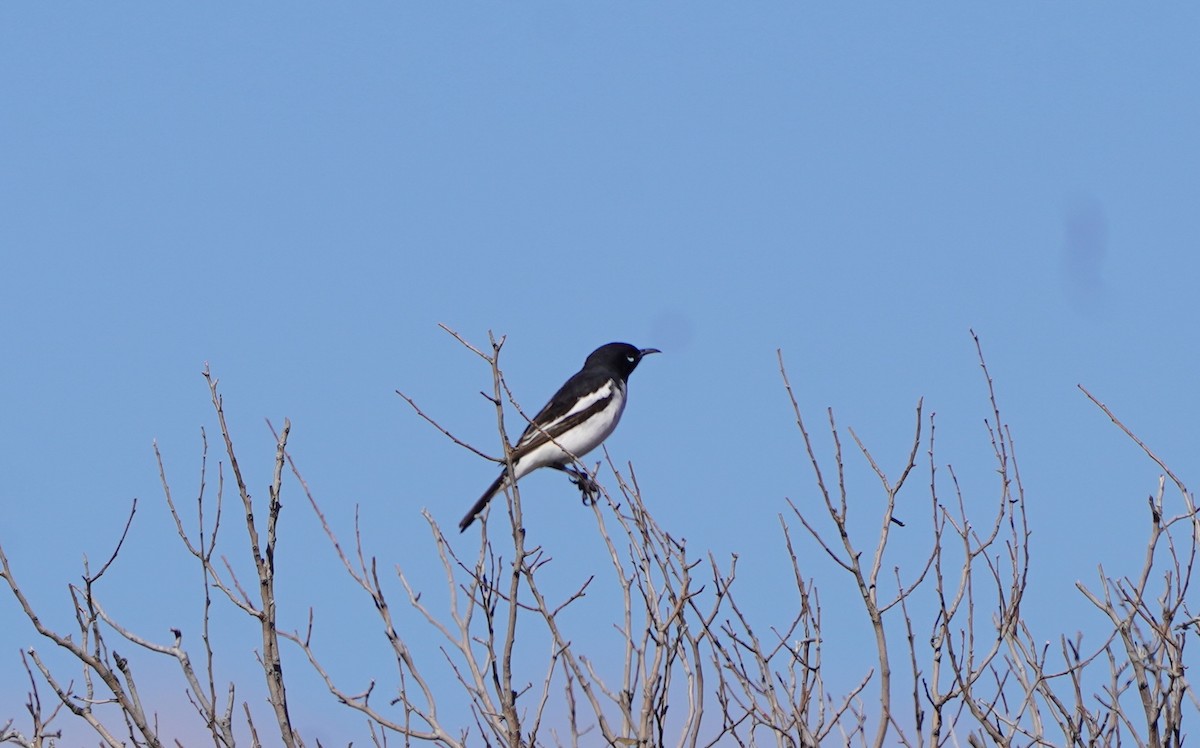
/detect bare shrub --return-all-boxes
[2,330,1194,746]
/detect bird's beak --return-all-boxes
[639,348,661,357]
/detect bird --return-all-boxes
[458,342,660,532]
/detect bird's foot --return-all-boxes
[567,469,601,505]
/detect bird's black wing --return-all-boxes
[458,368,617,533]
[510,367,616,457]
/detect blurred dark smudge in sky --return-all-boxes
[649,309,694,355]
[1060,195,1109,314]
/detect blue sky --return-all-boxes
[2,4,1198,743]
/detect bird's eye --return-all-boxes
[627,355,636,362]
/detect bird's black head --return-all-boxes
[585,342,661,380]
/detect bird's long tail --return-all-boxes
[459,471,508,532]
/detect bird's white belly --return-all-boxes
[513,386,627,478]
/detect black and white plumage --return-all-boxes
[458,342,660,532]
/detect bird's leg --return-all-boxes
[572,469,601,505]
[550,464,601,505]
